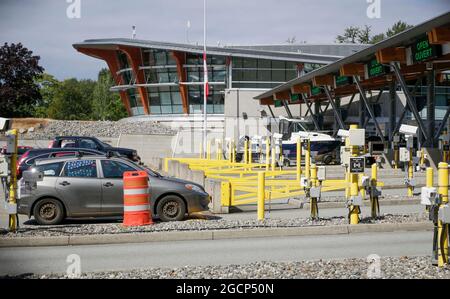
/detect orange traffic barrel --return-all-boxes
[123,171,153,226]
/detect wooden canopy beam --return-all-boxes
[312,74,334,86]
[260,97,274,106]
[428,26,450,44]
[291,83,310,94]
[376,47,406,64]
[340,63,365,77]
[274,90,291,100]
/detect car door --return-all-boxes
[99,159,139,215]
[56,159,102,216]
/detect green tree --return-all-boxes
[91,69,127,121]
[47,78,95,120]
[386,21,413,37]
[369,33,386,44]
[336,26,361,43]
[0,42,44,117]
[357,25,372,44]
[34,73,60,118]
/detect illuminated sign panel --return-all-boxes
[334,75,353,87]
[311,86,321,96]
[366,58,389,78]
[411,35,441,63]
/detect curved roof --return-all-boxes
[73,38,343,64]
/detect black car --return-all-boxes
[17,148,104,179]
[48,136,140,162]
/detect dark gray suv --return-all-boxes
[17,156,210,225]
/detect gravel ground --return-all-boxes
[0,213,429,238]
[4,256,450,279]
[18,120,175,139]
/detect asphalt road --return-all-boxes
[0,230,432,276]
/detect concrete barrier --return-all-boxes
[205,178,229,214]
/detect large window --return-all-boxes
[127,89,145,116]
[188,85,224,114]
[232,58,300,88]
[148,86,183,114]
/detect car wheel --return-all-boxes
[157,195,186,222]
[33,198,65,225]
[323,155,333,165]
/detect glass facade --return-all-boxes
[116,48,318,116]
[231,57,300,89]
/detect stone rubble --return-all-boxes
[5,256,450,279]
[19,120,176,139]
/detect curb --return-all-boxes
[0,222,433,248]
[303,199,421,209]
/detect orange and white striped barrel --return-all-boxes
[123,171,153,226]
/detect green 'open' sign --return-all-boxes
[411,35,441,63]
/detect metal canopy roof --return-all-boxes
[254,11,450,100]
[73,38,342,64]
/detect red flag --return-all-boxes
[203,52,209,98]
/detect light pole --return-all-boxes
[202,0,208,158]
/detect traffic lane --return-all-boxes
[0,230,432,276]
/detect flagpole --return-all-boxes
[203,0,208,158]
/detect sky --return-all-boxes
[1,0,449,80]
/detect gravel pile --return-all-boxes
[7,256,450,279]
[20,120,175,139]
[0,213,429,238]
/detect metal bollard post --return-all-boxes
[248,140,253,165]
[370,163,379,218]
[257,171,266,221]
[265,139,270,171]
[207,140,212,160]
[271,148,276,172]
[408,151,414,197]
[296,138,302,181]
[394,148,399,169]
[360,173,366,199]
[243,140,248,164]
[310,164,319,220]
[438,162,449,267]
[305,139,311,179]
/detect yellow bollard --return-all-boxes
[370,163,379,218]
[426,167,434,188]
[265,139,270,171]
[7,129,18,232]
[243,140,248,164]
[296,138,302,181]
[394,148,399,169]
[271,148,276,172]
[408,151,414,197]
[349,173,360,224]
[248,140,253,165]
[305,139,311,179]
[207,140,212,160]
[438,162,449,267]
[257,171,266,221]
[310,164,319,219]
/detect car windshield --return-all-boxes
[144,166,162,177]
